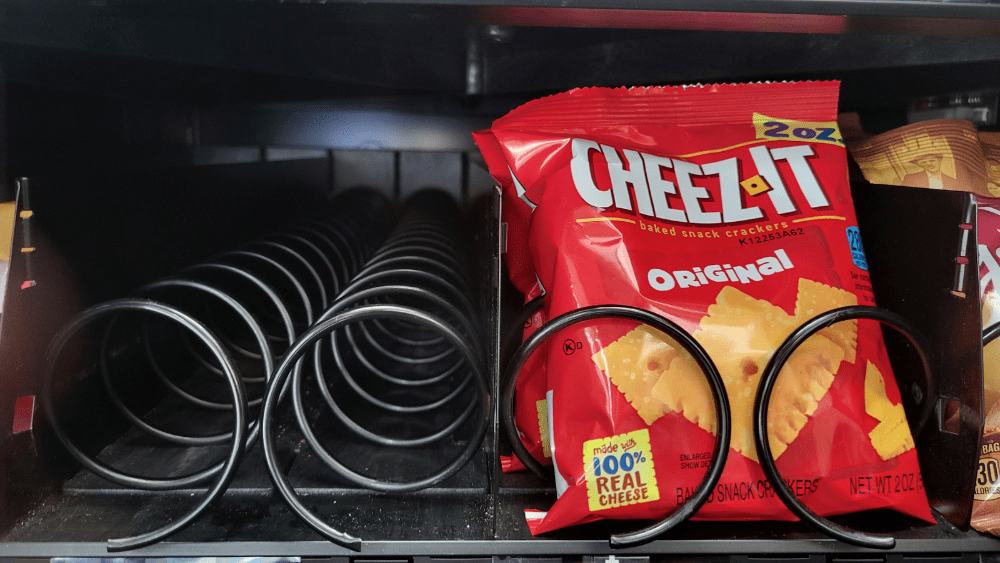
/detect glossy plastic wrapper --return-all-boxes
[477,81,933,533]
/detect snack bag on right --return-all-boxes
[846,122,993,332]
[973,132,1000,535]
[846,120,991,196]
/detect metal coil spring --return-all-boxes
[262,190,490,550]
[41,189,391,551]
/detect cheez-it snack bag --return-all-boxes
[475,82,932,533]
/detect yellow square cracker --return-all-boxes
[644,286,798,441]
[535,399,552,458]
[794,278,859,364]
[695,331,769,460]
[767,333,844,459]
[706,286,798,351]
[693,287,799,461]
[741,174,772,196]
[864,360,894,421]
[864,361,915,460]
[593,280,854,461]
[869,403,915,460]
[649,349,717,434]
[593,325,675,425]
[613,366,669,426]
[693,283,849,462]
[633,389,670,426]
[592,327,645,374]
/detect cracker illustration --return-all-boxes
[794,278,859,363]
[694,288,797,461]
[536,399,552,458]
[767,333,844,459]
[693,283,853,461]
[864,361,915,460]
[592,325,673,425]
[590,279,860,463]
[650,349,717,434]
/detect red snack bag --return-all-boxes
[501,300,552,473]
[480,131,553,473]
[475,82,932,533]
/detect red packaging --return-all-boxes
[501,300,552,473]
[475,82,932,533]
[480,129,552,473]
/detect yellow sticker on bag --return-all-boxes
[584,428,659,512]
[536,399,552,458]
[753,113,844,147]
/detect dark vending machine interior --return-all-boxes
[0,0,999,560]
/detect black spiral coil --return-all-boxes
[42,299,250,551]
[41,190,391,550]
[261,191,490,550]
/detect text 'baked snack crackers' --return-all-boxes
[474,81,932,533]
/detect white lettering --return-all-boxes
[674,160,721,225]
[573,140,829,222]
[642,153,686,222]
[775,248,794,269]
[704,265,728,282]
[692,267,709,285]
[756,256,784,275]
[749,145,797,214]
[602,145,653,216]
[571,139,612,208]
[770,145,829,209]
[648,249,793,292]
[675,270,700,288]
[648,269,675,291]
[733,264,763,284]
[703,158,763,223]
